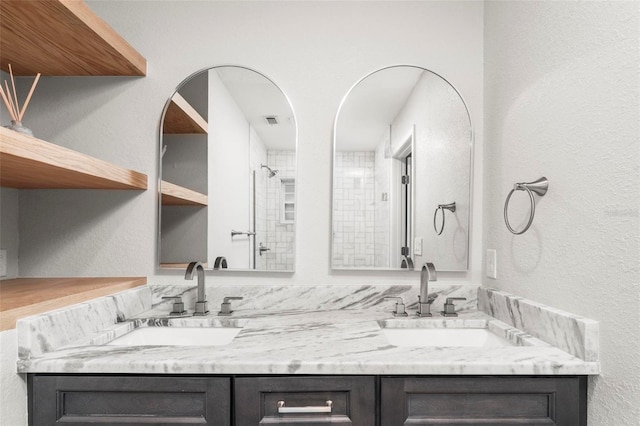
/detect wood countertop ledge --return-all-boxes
[0,277,147,331]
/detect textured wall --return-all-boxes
[483,2,640,424]
[0,188,19,279]
[0,330,27,425]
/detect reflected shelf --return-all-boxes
[163,93,208,134]
[161,180,208,206]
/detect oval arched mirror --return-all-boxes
[159,66,297,271]
[332,65,472,271]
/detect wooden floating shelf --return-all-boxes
[0,0,146,76]
[161,180,208,206]
[0,127,148,190]
[0,277,147,331]
[163,93,208,134]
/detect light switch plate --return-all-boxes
[414,237,423,256]
[0,249,7,277]
[486,249,497,279]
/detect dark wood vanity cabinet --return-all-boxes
[234,376,376,425]
[28,374,586,426]
[380,376,587,426]
[28,375,231,426]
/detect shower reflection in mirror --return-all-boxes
[159,66,297,271]
[332,66,472,271]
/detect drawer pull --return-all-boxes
[277,400,333,413]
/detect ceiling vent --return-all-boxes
[264,116,279,125]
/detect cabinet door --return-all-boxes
[29,374,231,426]
[380,376,586,426]
[234,376,376,425]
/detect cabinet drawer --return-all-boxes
[29,375,231,426]
[234,376,376,425]
[380,376,586,426]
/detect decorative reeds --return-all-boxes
[0,64,41,124]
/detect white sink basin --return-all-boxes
[107,327,242,346]
[381,327,515,347]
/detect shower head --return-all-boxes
[261,164,279,178]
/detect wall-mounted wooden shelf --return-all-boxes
[163,93,208,134]
[0,128,148,190]
[161,180,208,206]
[0,0,146,76]
[0,277,147,331]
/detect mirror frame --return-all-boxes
[331,65,473,271]
[157,65,299,272]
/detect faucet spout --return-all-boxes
[417,262,437,317]
[419,262,437,301]
[185,261,208,315]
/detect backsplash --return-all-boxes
[148,283,478,315]
[478,288,599,361]
[17,286,151,359]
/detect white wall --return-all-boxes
[483,2,640,425]
[391,71,472,270]
[208,69,251,268]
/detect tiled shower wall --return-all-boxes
[265,150,296,270]
[332,151,376,267]
[374,140,391,267]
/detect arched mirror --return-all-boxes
[158,66,297,271]
[332,65,472,271]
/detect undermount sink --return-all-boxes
[379,322,515,347]
[107,326,243,346]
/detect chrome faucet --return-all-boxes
[185,261,209,316]
[417,262,437,317]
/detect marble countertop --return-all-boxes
[16,284,600,376]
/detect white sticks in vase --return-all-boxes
[0,64,41,124]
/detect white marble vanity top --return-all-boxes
[16,284,600,376]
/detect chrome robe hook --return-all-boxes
[504,177,549,235]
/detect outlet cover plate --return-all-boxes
[486,249,497,279]
[414,237,423,256]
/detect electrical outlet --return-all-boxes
[486,249,497,279]
[0,249,7,277]
[414,237,423,256]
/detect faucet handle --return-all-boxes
[219,296,243,316]
[441,297,467,317]
[383,297,409,317]
[161,296,187,316]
